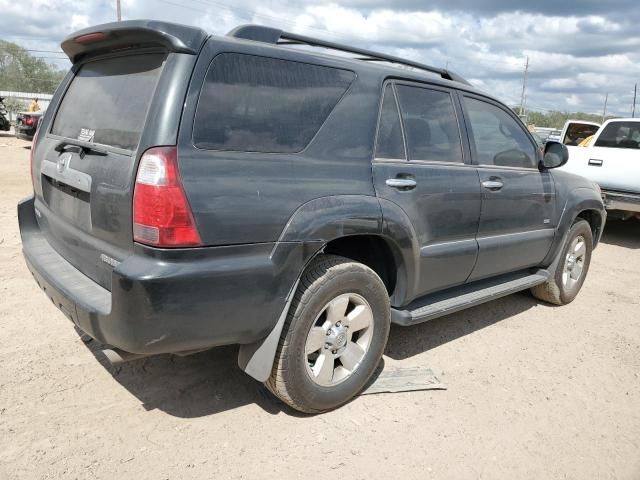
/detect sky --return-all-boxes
[1,0,639,116]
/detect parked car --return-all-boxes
[0,97,10,132]
[545,129,563,143]
[15,111,44,140]
[560,118,640,220]
[532,127,555,144]
[18,20,606,413]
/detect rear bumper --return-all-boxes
[15,125,36,141]
[18,196,309,355]
[602,190,640,213]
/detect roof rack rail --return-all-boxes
[227,25,471,86]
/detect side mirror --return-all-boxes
[540,141,569,170]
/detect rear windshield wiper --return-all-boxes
[54,139,108,156]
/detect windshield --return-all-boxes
[51,53,166,151]
[594,122,640,150]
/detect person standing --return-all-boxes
[28,98,41,112]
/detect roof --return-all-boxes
[61,20,492,100]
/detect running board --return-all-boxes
[391,270,550,326]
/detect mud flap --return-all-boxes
[237,279,300,382]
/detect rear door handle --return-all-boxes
[481,180,504,191]
[386,178,417,190]
[588,159,603,166]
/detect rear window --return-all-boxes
[594,122,640,149]
[193,53,355,153]
[51,53,166,151]
[375,84,405,159]
[395,85,463,163]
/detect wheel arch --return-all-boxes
[576,208,605,246]
[542,187,606,268]
[238,195,421,381]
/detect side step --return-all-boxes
[391,269,549,326]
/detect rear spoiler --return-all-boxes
[61,20,209,63]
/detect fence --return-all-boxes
[0,91,53,121]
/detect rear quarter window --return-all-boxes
[51,53,166,151]
[193,53,355,153]
[594,122,640,149]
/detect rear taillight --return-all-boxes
[133,146,202,247]
[30,121,42,189]
[24,115,34,126]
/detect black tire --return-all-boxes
[266,255,390,413]
[531,219,593,305]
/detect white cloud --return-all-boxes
[1,0,638,115]
[566,94,581,106]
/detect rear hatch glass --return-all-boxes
[36,52,166,290]
[51,53,165,150]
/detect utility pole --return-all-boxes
[519,56,529,117]
[116,0,122,21]
[602,93,608,123]
[633,83,637,118]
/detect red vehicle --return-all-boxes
[15,111,44,141]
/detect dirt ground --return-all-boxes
[0,131,639,480]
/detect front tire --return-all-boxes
[266,255,390,413]
[531,219,593,305]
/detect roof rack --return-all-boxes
[227,25,471,86]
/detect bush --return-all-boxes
[4,97,26,115]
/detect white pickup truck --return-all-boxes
[560,118,640,219]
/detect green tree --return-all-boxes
[3,97,26,118]
[512,107,616,129]
[0,40,66,93]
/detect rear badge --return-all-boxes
[56,152,72,173]
[78,128,95,143]
[100,253,120,268]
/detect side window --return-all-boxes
[594,122,640,149]
[464,97,537,168]
[193,53,355,153]
[395,85,463,163]
[375,84,405,159]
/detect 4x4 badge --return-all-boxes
[56,152,72,173]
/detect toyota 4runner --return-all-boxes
[18,20,606,413]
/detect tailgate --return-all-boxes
[32,53,166,290]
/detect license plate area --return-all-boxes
[42,175,92,231]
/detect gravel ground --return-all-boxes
[1,132,639,479]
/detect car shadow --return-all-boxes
[79,295,536,418]
[83,339,298,417]
[82,335,386,418]
[385,291,539,360]
[599,217,640,249]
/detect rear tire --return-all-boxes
[266,255,390,414]
[531,219,593,305]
